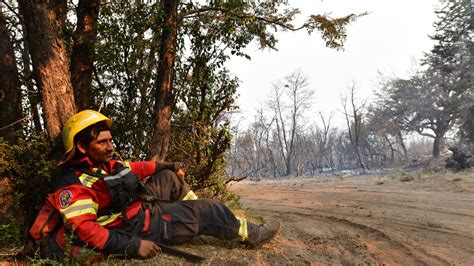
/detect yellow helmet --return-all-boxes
[60,110,112,164]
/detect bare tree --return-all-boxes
[341,82,367,170]
[312,112,336,172]
[268,70,314,176]
[249,108,275,177]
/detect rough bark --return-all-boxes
[18,0,77,139]
[0,9,23,143]
[71,0,100,110]
[149,0,179,162]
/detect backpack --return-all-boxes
[18,193,63,259]
[28,194,62,241]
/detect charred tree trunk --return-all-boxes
[71,0,100,110]
[0,9,23,143]
[149,0,179,162]
[19,0,77,140]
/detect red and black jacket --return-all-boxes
[49,157,170,256]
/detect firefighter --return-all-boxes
[40,109,280,261]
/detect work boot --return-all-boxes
[244,221,281,249]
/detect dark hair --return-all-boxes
[74,121,111,148]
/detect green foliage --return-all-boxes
[0,134,56,209]
[95,2,159,159]
[171,3,245,200]
[0,134,56,245]
[0,218,21,246]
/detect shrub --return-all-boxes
[0,134,56,245]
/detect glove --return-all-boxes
[155,162,186,180]
[172,162,186,181]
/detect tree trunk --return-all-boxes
[398,131,408,161]
[432,120,448,158]
[19,0,77,139]
[385,136,395,163]
[20,39,42,132]
[285,155,291,176]
[432,135,444,158]
[0,9,23,143]
[355,147,367,170]
[149,0,179,162]
[71,0,100,110]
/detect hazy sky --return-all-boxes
[228,0,441,128]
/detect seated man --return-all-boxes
[31,110,280,261]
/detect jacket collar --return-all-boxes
[66,156,113,174]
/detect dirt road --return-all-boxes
[229,172,474,265]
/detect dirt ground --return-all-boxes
[111,169,474,265]
[227,170,474,265]
[2,169,474,265]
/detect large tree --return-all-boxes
[423,0,473,155]
[70,0,100,110]
[380,75,452,157]
[0,8,23,143]
[149,0,179,162]
[377,0,472,157]
[18,0,77,139]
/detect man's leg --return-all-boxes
[142,170,280,248]
[158,199,280,248]
[141,169,198,202]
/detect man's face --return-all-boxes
[80,130,114,164]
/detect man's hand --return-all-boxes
[176,168,186,180]
[137,240,161,259]
[173,162,186,180]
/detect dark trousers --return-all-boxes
[141,170,241,244]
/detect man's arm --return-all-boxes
[55,185,141,256]
[126,161,184,179]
